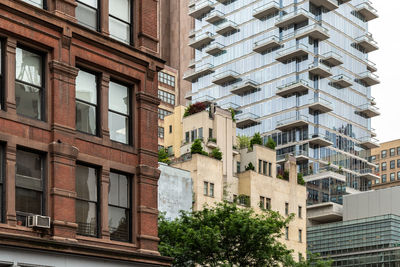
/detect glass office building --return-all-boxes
[185,0,379,197]
[308,215,400,266]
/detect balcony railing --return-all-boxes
[308,61,332,78]
[253,1,280,19]
[189,0,215,19]
[355,1,378,21]
[205,42,225,55]
[276,43,309,62]
[330,74,353,88]
[275,8,311,28]
[253,35,280,53]
[309,0,338,11]
[358,71,380,86]
[220,102,240,111]
[216,20,239,35]
[276,79,311,97]
[212,70,240,85]
[365,58,377,72]
[308,133,333,147]
[308,97,333,113]
[189,32,215,49]
[321,51,343,67]
[283,24,329,41]
[230,79,259,95]
[183,63,214,82]
[192,95,216,105]
[277,150,309,162]
[359,136,380,149]
[276,115,309,131]
[355,33,378,53]
[206,10,225,23]
[236,112,260,129]
[357,103,380,118]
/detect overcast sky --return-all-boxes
[369,1,400,143]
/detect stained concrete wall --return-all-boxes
[158,163,193,220]
[343,186,400,221]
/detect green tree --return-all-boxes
[158,148,170,164]
[297,173,305,185]
[250,132,263,148]
[245,162,255,171]
[266,137,277,150]
[158,202,293,266]
[237,135,250,149]
[210,147,223,160]
[283,252,333,267]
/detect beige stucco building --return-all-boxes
[166,105,307,259]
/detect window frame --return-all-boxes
[15,45,46,121]
[158,126,164,139]
[390,160,395,169]
[22,0,47,9]
[382,162,387,171]
[285,202,289,216]
[75,163,100,238]
[397,171,400,180]
[390,148,395,157]
[15,147,46,226]
[108,170,132,243]
[390,173,395,181]
[76,0,101,32]
[108,79,132,145]
[108,0,134,45]
[75,68,100,136]
[382,174,387,183]
[266,198,271,210]
[298,229,302,243]
[381,150,387,158]
[298,206,302,218]
[0,40,4,111]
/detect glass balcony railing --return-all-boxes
[330,74,353,88]
[253,1,280,19]
[355,1,378,21]
[235,112,258,121]
[189,32,215,49]
[309,96,333,111]
[193,95,216,104]
[308,61,332,78]
[277,150,309,162]
[253,35,280,53]
[183,63,214,81]
[283,24,329,40]
[277,79,309,91]
[276,44,309,62]
[189,0,215,18]
[277,115,309,127]
[275,8,311,27]
[206,10,225,23]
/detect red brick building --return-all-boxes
[0,0,170,265]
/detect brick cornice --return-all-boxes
[49,141,79,160]
[136,91,161,106]
[49,60,79,78]
[135,165,160,180]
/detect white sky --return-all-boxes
[369,1,400,143]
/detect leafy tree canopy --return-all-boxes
[266,137,277,150]
[237,135,250,149]
[250,132,263,148]
[158,148,170,164]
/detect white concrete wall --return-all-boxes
[0,246,158,267]
[158,163,193,220]
[343,186,400,221]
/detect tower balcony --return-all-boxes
[330,75,353,88]
[275,8,310,28]
[355,1,378,22]
[253,1,280,20]
[277,150,309,163]
[304,168,346,183]
[192,95,216,105]
[308,62,332,78]
[276,44,310,62]
[183,63,214,82]
[220,102,240,112]
[276,79,312,97]
[253,35,281,53]
[320,52,343,67]
[230,79,259,95]
[216,20,239,35]
[212,70,240,85]
[358,71,380,86]
[359,136,380,149]
[308,97,333,114]
[293,23,330,41]
[355,33,378,53]
[189,0,214,19]
[359,168,380,180]
[205,42,225,55]
[236,112,260,129]
[308,134,333,148]
[309,0,338,11]
[206,10,225,24]
[276,115,309,131]
[365,59,377,72]
[357,103,380,118]
[307,202,343,224]
[189,32,215,49]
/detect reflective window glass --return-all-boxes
[109,172,130,242]
[109,0,131,43]
[76,70,97,135]
[109,81,130,144]
[76,0,98,30]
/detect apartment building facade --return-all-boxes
[164,105,307,258]
[371,139,400,190]
[0,0,170,266]
[185,0,380,212]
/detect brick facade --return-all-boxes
[0,0,170,265]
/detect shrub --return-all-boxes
[158,148,170,164]
[245,162,255,171]
[250,133,262,148]
[237,135,250,149]
[191,139,205,155]
[210,148,223,160]
[183,102,207,117]
[208,137,217,143]
[265,137,276,150]
[297,173,305,185]
[283,170,289,181]
[229,108,236,122]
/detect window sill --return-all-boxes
[75,132,137,154]
[0,110,50,131]
[76,234,137,248]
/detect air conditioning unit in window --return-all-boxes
[28,215,51,229]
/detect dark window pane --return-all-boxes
[109,17,130,43]
[76,2,98,30]
[109,81,128,114]
[109,206,129,242]
[0,185,2,223]
[76,101,97,135]
[76,165,97,201]
[76,70,97,104]
[15,188,42,215]
[15,82,41,120]
[109,173,129,208]
[76,200,97,237]
[16,150,42,179]
[109,112,128,144]
[16,48,42,87]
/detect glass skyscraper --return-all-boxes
[184,0,379,200]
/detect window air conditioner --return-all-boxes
[28,215,51,229]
